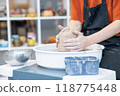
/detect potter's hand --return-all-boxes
[56,25,65,47]
[56,20,82,47]
[64,31,85,52]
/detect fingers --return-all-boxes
[70,49,81,52]
[72,31,79,36]
[63,37,84,51]
[65,46,83,52]
[56,35,59,41]
[56,35,59,47]
[64,38,79,43]
[64,42,78,47]
[72,31,80,36]
[55,26,67,48]
[64,43,82,50]
[64,39,80,51]
[66,46,83,52]
[72,31,83,36]
[66,46,79,50]
[58,25,64,30]
[61,27,68,32]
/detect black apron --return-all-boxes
[82,0,120,80]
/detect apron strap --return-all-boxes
[102,0,106,4]
[84,0,87,6]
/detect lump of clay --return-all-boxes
[58,27,77,52]
[58,21,81,52]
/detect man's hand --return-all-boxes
[56,25,65,47]
[64,31,86,52]
[58,25,64,30]
[56,20,82,48]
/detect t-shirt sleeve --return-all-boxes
[70,0,81,21]
[113,0,120,21]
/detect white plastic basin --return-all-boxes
[33,43,104,69]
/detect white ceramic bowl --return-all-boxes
[3,50,32,66]
[33,43,104,69]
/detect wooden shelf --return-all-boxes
[0,17,7,21]
[10,17,39,20]
[11,43,39,50]
[40,16,69,20]
[0,48,9,51]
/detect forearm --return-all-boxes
[85,20,120,46]
[69,20,82,31]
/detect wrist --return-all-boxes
[69,20,82,31]
[84,36,94,48]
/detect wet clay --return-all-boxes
[58,27,77,52]
[58,21,81,52]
